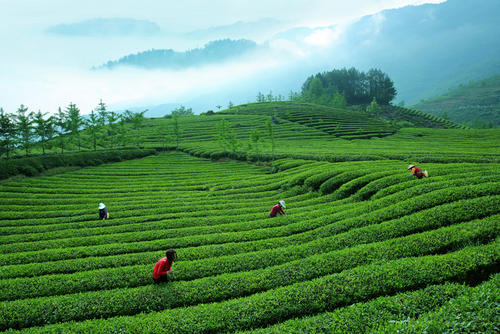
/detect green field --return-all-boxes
[1,102,499,332]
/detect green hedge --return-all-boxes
[378,273,500,333]
[1,213,496,302]
[0,149,157,180]
[10,242,498,332]
[242,274,499,333]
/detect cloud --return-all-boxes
[268,39,308,57]
[0,50,290,115]
[304,27,342,47]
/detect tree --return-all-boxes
[170,106,193,117]
[130,111,146,147]
[366,97,382,117]
[266,91,274,102]
[95,99,107,126]
[0,108,16,159]
[266,118,276,159]
[116,114,130,147]
[248,129,262,154]
[55,107,69,154]
[215,119,231,152]
[332,92,347,108]
[228,101,234,109]
[256,92,265,102]
[85,109,100,151]
[66,103,83,151]
[106,111,120,148]
[307,77,324,101]
[301,67,396,105]
[34,111,55,155]
[15,105,35,156]
[227,127,239,153]
[366,68,397,105]
[172,114,183,148]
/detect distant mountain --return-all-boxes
[184,18,287,41]
[46,18,162,36]
[326,0,500,105]
[413,74,500,127]
[95,39,260,70]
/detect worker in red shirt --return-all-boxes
[153,249,177,284]
[408,164,429,179]
[269,200,286,217]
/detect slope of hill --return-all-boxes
[46,18,162,37]
[309,0,500,105]
[221,102,397,139]
[413,74,500,127]
[0,151,498,332]
[95,39,259,70]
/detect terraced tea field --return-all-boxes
[1,151,498,332]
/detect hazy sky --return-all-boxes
[0,0,445,115]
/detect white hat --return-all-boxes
[279,200,286,208]
[98,203,105,209]
[408,164,415,170]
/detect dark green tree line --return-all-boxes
[301,67,397,105]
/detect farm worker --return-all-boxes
[153,249,177,284]
[269,200,286,218]
[407,164,429,179]
[98,203,109,220]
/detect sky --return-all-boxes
[0,0,445,115]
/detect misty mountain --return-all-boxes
[320,0,500,104]
[413,74,500,127]
[95,39,260,70]
[46,18,162,36]
[184,18,287,41]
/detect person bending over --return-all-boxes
[408,164,429,179]
[269,200,286,218]
[153,249,177,284]
[98,203,109,220]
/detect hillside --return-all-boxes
[0,151,498,332]
[313,0,500,105]
[8,102,496,166]
[46,18,162,37]
[413,74,500,127]
[1,99,499,331]
[95,39,259,70]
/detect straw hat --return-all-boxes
[98,203,106,210]
[407,164,415,170]
[279,200,286,209]
[423,170,429,177]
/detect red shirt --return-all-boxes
[269,204,285,217]
[411,166,422,176]
[153,257,172,279]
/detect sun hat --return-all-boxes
[98,203,105,210]
[279,200,286,208]
[408,164,415,170]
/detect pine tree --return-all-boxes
[66,103,83,151]
[0,108,16,159]
[85,109,100,151]
[15,105,35,156]
[366,97,382,118]
[55,107,69,154]
[34,111,55,155]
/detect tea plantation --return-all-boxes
[0,103,499,333]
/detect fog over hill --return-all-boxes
[93,0,500,116]
[1,0,498,117]
[46,18,162,36]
